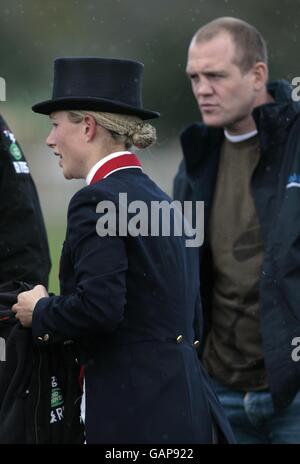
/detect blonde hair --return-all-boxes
[67,111,157,149]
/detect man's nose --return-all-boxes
[195,78,213,97]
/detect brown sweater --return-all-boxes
[203,135,268,391]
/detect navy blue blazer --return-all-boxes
[32,167,235,444]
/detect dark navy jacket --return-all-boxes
[32,166,235,443]
[0,115,50,286]
[174,80,300,411]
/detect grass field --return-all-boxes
[47,223,66,295]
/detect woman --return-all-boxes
[12,57,234,444]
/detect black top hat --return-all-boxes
[32,57,160,120]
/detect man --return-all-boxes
[0,115,50,285]
[174,17,300,443]
[0,114,53,443]
[12,57,235,444]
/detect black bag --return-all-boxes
[0,281,84,443]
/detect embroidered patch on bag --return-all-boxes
[13,161,29,174]
[50,375,64,424]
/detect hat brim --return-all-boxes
[32,96,160,120]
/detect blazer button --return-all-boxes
[193,340,200,349]
[43,334,50,342]
[176,335,183,344]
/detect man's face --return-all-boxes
[46,111,87,179]
[186,32,258,131]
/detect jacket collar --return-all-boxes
[181,124,223,178]
[252,80,300,152]
[87,151,142,185]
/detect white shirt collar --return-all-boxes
[224,129,258,143]
[86,151,132,185]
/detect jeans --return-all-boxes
[212,380,300,444]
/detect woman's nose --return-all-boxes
[46,129,55,148]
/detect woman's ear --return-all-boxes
[83,114,97,141]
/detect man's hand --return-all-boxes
[12,284,49,328]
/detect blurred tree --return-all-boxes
[0,0,300,140]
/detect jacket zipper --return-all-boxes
[34,350,42,444]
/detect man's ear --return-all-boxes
[252,61,268,91]
[83,114,97,141]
